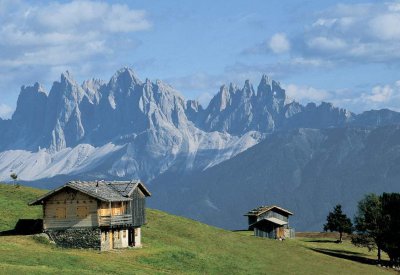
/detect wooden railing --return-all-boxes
[99,214,132,226]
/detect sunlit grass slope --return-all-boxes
[0,184,395,274]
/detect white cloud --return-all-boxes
[0,0,152,108]
[362,85,393,103]
[330,81,400,113]
[33,1,150,33]
[283,84,330,103]
[269,33,290,54]
[0,1,151,74]
[0,103,14,119]
[299,2,400,63]
[283,80,400,114]
[244,2,400,67]
[388,2,400,12]
[167,72,225,92]
[306,36,347,52]
[369,14,400,40]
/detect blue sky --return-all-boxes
[1,0,400,118]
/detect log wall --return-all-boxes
[43,188,99,229]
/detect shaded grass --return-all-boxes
[0,184,397,274]
[0,184,44,231]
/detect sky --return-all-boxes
[1,0,400,118]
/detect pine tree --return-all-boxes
[351,193,384,262]
[323,204,353,243]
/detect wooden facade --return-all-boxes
[245,205,295,239]
[29,180,151,251]
[43,189,99,229]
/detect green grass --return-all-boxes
[0,183,44,231]
[0,184,396,274]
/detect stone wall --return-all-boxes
[46,228,101,249]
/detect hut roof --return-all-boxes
[248,217,288,230]
[29,180,151,205]
[244,205,293,216]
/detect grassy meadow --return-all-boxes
[0,184,396,274]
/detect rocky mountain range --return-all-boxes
[1,67,400,230]
[151,126,400,230]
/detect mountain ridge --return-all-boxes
[2,68,400,230]
[1,68,400,183]
[149,126,400,230]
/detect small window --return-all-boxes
[134,228,138,237]
[123,230,127,238]
[56,207,66,219]
[77,206,89,218]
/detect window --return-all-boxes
[112,202,122,215]
[117,230,120,239]
[55,207,66,219]
[123,230,126,238]
[77,206,89,218]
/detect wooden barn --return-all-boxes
[29,180,151,251]
[245,205,295,239]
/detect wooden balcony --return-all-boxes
[99,214,132,226]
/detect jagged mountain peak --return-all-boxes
[82,78,104,104]
[186,99,202,111]
[20,82,47,96]
[2,68,400,191]
[243,79,254,89]
[13,83,48,120]
[260,74,271,84]
[154,79,177,92]
[228,82,238,91]
[49,71,84,103]
[258,74,271,87]
[109,67,142,88]
[315,102,352,116]
[3,69,398,155]
[60,70,76,85]
[82,78,104,88]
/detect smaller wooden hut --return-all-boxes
[245,205,295,239]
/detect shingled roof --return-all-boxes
[248,217,288,230]
[244,205,293,216]
[29,180,151,205]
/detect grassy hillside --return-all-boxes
[0,183,44,231]
[0,184,395,274]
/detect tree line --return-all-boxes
[324,192,400,266]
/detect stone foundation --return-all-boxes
[46,228,101,249]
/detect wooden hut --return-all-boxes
[29,180,151,251]
[245,205,295,239]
